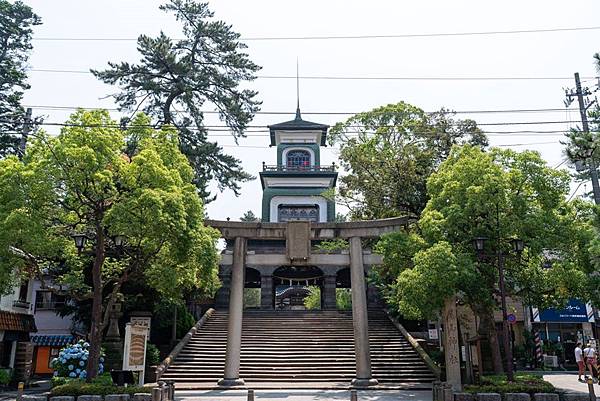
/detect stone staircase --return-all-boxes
[160,309,436,388]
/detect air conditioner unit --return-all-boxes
[543,355,559,368]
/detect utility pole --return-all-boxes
[18,107,32,160]
[566,73,600,204]
[496,203,514,382]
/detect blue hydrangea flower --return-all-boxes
[79,361,85,367]
[68,365,74,371]
[53,371,58,377]
[99,357,104,363]
[83,342,89,347]
[69,372,76,378]
[76,368,81,374]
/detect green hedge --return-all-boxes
[51,382,151,396]
[464,374,555,395]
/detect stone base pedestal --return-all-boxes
[218,378,246,387]
[102,340,124,371]
[351,378,379,387]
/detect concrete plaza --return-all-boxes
[542,372,599,394]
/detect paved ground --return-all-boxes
[0,379,51,401]
[175,389,433,401]
[542,372,599,394]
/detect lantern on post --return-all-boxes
[71,233,87,254]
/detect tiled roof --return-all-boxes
[30,334,74,347]
[268,107,329,146]
[0,310,37,332]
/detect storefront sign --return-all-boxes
[532,299,595,323]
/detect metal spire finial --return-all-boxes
[295,58,301,120]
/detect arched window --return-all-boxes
[286,150,311,169]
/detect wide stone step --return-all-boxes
[162,309,435,387]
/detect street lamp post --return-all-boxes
[71,233,88,255]
[473,236,524,382]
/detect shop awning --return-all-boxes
[30,334,74,347]
[0,310,37,332]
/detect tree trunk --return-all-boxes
[86,220,105,382]
[162,89,183,125]
[479,309,503,375]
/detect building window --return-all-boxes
[35,291,65,310]
[286,150,311,169]
[18,280,29,302]
[278,205,319,222]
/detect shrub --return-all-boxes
[50,381,151,396]
[50,376,67,388]
[0,369,12,386]
[51,370,112,388]
[303,286,321,310]
[315,239,349,252]
[50,340,105,380]
[464,374,555,394]
[146,342,161,366]
[336,288,352,310]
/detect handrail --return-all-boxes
[262,165,336,172]
[155,308,215,380]
[384,309,442,380]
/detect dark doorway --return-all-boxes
[273,266,324,310]
[336,268,352,310]
[244,267,261,309]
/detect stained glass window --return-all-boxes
[286,150,311,169]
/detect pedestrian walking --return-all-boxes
[575,342,585,382]
[583,342,597,383]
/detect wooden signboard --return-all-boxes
[122,323,148,384]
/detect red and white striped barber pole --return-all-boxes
[534,331,543,367]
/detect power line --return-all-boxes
[9,119,595,129]
[567,181,586,202]
[25,120,600,126]
[223,140,564,148]
[22,104,577,115]
[28,69,597,81]
[31,26,600,42]
[4,119,583,140]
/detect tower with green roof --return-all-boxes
[259,106,337,222]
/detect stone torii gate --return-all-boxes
[206,217,410,387]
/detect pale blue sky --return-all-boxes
[20,0,600,219]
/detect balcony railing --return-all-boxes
[12,299,31,309]
[35,301,65,310]
[262,164,336,173]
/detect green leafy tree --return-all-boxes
[303,286,322,310]
[92,0,260,201]
[574,200,600,308]
[328,102,487,220]
[0,110,220,381]
[376,145,588,373]
[336,288,352,310]
[240,210,259,222]
[0,1,41,157]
